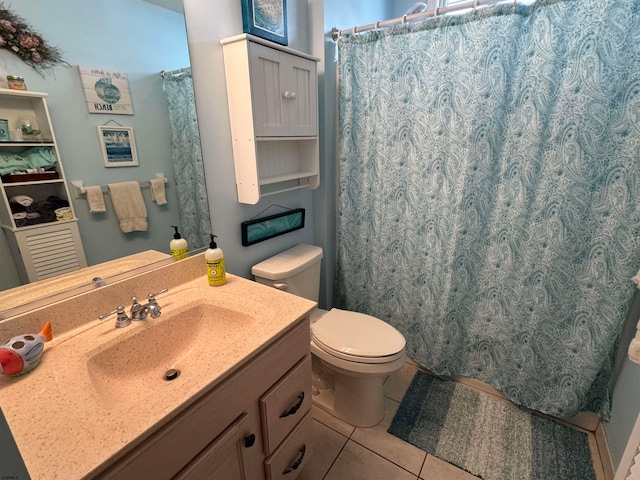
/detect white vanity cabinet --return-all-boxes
[0,89,86,282]
[96,318,313,480]
[221,34,320,204]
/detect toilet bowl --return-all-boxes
[310,308,406,427]
[252,244,407,427]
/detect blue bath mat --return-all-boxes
[388,372,596,480]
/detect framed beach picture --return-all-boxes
[241,0,287,45]
[97,125,139,167]
[79,66,134,115]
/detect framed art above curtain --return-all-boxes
[241,0,288,45]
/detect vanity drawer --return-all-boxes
[260,354,312,455]
[264,411,312,480]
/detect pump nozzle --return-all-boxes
[209,234,217,248]
[172,226,182,239]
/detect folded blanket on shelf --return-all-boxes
[0,147,57,175]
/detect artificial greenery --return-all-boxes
[0,4,67,75]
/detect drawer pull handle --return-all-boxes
[280,392,305,418]
[244,433,256,448]
[283,445,306,474]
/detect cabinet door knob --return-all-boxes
[283,445,306,474]
[283,91,291,99]
[244,433,256,448]
[280,392,305,418]
[290,92,297,99]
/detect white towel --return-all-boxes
[629,273,640,365]
[10,195,33,207]
[108,181,148,233]
[85,185,106,213]
[149,178,167,205]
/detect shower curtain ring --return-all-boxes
[352,26,357,35]
[434,7,440,18]
[473,0,479,12]
[402,14,407,26]
[375,21,380,30]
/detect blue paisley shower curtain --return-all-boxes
[335,0,640,420]
[163,70,211,249]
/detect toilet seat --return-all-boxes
[311,308,406,364]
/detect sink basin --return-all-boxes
[85,296,258,408]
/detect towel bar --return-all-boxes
[71,173,167,199]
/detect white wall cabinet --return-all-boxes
[0,89,86,283]
[221,34,320,204]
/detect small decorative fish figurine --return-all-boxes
[0,322,52,377]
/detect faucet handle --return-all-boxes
[98,306,131,329]
[148,288,168,299]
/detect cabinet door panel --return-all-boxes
[174,413,248,480]
[287,56,317,137]
[250,43,286,136]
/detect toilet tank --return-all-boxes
[251,244,323,302]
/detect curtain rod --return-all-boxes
[159,67,191,79]
[331,0,518,40]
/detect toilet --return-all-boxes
[252,244,407,427]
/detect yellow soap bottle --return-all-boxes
[206,234,226,286]
[170,226,189,261]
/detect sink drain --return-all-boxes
[164,369,181,381]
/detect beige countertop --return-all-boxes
[0,254,316,479]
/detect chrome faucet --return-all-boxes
[130,296,148,320]
[99,288,168,328]
[130,288,168,320]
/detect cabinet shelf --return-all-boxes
[0,88,48,98]
[221,34,320,204]
[259,171,318,186]
[3,179,65,186]
[0,141,55,146]
[2,217,78,232]
[256,136,317,142]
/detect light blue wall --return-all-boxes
[183,0,315,280]
[0,0,191,290]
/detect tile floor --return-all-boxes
[297,362,607,480]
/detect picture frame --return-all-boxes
[0,119,9,141]
[97,125,139,167]
[241,0,288,46]
[241,208,304,246]
[80,66,134,115]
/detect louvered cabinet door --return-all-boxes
[11,222,87,282]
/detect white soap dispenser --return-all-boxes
[206,234,226,286]
[170,226,189,261]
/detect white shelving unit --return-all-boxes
[0,88,87,283]
[221,34,320,204]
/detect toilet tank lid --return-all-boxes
[251,244,323,280]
